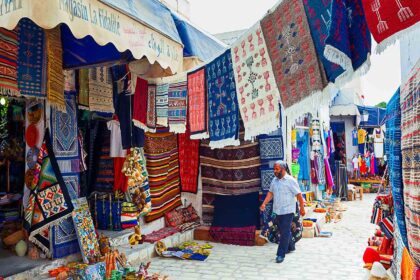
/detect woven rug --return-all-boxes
[78,69,89,109]
[51,216,80,259]
[200,130,261,196]
[143,227,179,243]
[147,84,157,131]
[17,18,47,98]
[178,128,199,193]
[259,130,284,162]
[324,0,371,81]
[25,130,74,252]
[302,0,345,83]
[207,49,240,148]
[156,83,169,127]
[400,60,420,266]
[261,0,327,108]
[132,76,148,131]
[45,28,65,112]
[144,131,182,223]
[88,66,114,113]
[188,67,208,139]
[361,0,419,53]
[260,166,276,195]
[94,124,114,193]
[209,226,256,246]
[168,74,187,134]
[0,27,19,97]
[385,88,408,248]
[202,193,216,226]
[231,23,281,140]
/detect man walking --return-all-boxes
[260,160,306,263]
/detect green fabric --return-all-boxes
[291,163,300,178]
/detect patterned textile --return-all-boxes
[143,227,179,243]
[0,27,19,96]
[17,18,46,98]
[88,67,114,113]
[72,198,101,264]
[200,130,261,196]
[144,132,182,222]
[64,70,76,94]
[147,84,157,131]
[78,69,89,109]
[188,67,208,139]
[385,88,408,247]
[45,28,65,112]
[209,226,256,246]
[202,193,215,226]
[392,219,404,280]
[50,216,80,259]
[400,61,420,266]
[316,153,326,185]
[324,0,371,78]
[261,0,327,108]
[25,130,74,253]
[94,125,114,193]
[178,128,200,193]
[260,167,276,195]
[206,50,240,148]
[259,132,284,161]
[361,0,419,52]
[168,75,188,134]
[132,77,148,131]
[302,0,345,83]
[231,23,281,140]
[156,83,169,127]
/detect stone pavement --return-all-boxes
[149,194,377,280]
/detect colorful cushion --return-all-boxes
[165,208,184,228]
[179,204,200,223]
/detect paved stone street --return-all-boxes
[149,194,376,280]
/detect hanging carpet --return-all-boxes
[88,66,114,113]
[178,128,200,193]
[0,27,19,97]
[78,69,90,109]
[156,83,169,127]
[132,76,149,131]
[188,67,208,139]
[168,74,188,134]
[147,84,157,132]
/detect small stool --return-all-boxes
[355,187,363,200]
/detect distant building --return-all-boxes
[214,30,247,46]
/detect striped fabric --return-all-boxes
[156,83,169,127]
[0,27,19,96]
[400,60,420,266]
[200,130,261,196]
[144,131,182,223]
[168,77,187,134]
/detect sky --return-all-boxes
[188,0,401,106]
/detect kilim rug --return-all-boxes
[88,66,114,113]
[207,49,240,148]
[324,0,371,80]
[94,124,114,193]
[200,130,261,196]
[24,130,74,253]
[188,67,208,139]
[400,60,420,266]
[260,166,276,195]
[230,23,281,140]
[144,131,182,222]
[156,83,169,127]
[168,74,188,134]
[178,127,200,193]
[302,0,345,83]
[0,27,19,97]
[209,226,256,246]
[78,69,89,109]
[45,28,65,112]
[17,18,47,98]
[361,0,419,53]
[259,129,284,162]
[385,88,408,248]
[261,0,327,108]
[132,76,149,131]
[147,84,157,132]
[50,216,80,259]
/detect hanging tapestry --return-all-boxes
[24,130,74,250]
[78,69,89,109]
[147,84,157,131]
[231,23,281,140]
[385,88,408,248]
[259,130,284,161]
[361,0,419,53]
[17,18,47,98]
[72,197,101,264]
[207,49,240,148]
[0,27,19,97]
[400,61,420,266]
[168,75,187,134]
[261,0,327,108]
[178,128,200,193]
[302,0,345,83]
[88,66,114,113]
[94,125,114,193]
[156,83,169,127]
[144,131,182,222]
[260,166,275,195]
[50,216,79,259]
[188,67,208,139]
[202,193,215,226]
[200,130,261,196]
[132,77,148,131]
[324,0,372,81]
[45,28,65,112]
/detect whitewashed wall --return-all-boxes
[400,28,420,83]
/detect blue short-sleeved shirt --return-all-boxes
[269,174,301,215]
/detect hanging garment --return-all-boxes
[373,128,384,157]
[297,130,310,181]
[352,128,358,146]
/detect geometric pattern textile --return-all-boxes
[88,66,114,113]
[168,75,188,134]
[188,67,208,138]
[0,27,20,96]
[178,128,200,193]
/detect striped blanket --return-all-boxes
[0,27,19,96]
[400,60,420,266]
[144,131,182,222]
[168,75,187,134]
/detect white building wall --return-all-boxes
[400,28,420,83]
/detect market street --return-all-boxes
[149,194,377,280]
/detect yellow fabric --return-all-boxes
[358,155,362,167]
[45,28,65,112]
[358,128,367,144]
[401,248,415,280]
[291,129,297,142]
